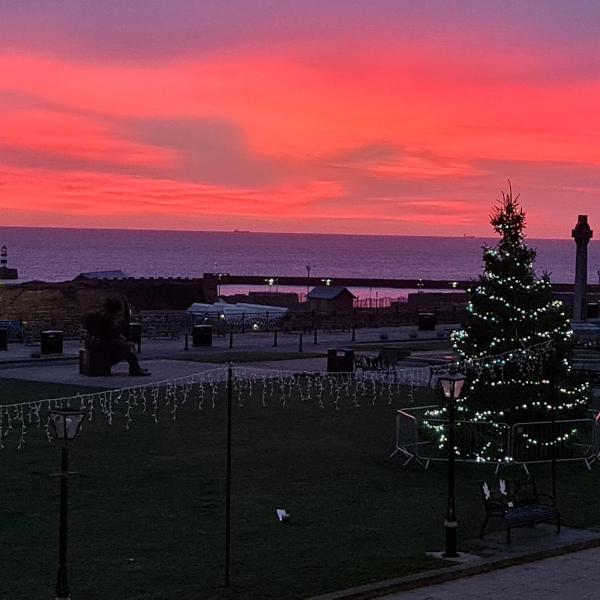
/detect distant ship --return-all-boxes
[233,229,251,233]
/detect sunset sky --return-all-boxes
[1,0,599,237]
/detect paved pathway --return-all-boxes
[0,324,453,387]
[377,546,600,599]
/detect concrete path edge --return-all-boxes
[308,537,600,600]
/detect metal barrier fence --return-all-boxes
[140,311,192,338]
[510,419,594,466]
[392,406,599,470]
[22,319,83,342]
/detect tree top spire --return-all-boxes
[490,181,526,243]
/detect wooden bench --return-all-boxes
[479,476,560,544]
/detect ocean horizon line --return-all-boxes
[0,224,584,243]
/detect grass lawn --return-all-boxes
[1,375,599,599]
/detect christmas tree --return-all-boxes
[448,185,590,461]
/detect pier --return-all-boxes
[204,273,591,293]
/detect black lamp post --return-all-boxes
[265,277,278,293]
[49,408,86,600]
[438,372,466,559]
[305,262,312,297]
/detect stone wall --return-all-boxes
[0,277,216,321]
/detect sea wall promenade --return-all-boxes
[207,273,597,293]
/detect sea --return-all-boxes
[0,227,598,301]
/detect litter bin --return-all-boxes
[587,303,599,319]
[193,324,213,347]
[0,329,7,351]
[417,312,436,331]
[41,330,63,354]
[128,322,142,344]
[327,348,355,373]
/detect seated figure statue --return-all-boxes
[83,298,150,376]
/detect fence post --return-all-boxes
[225,363,233,586]
[241,312,246,334]
[352,326,356,342]
[184,333,189,351]
[229,331,234,349]
[313,328,318,345]
[549,351,558,502]
[298,333,303,352]
[273,330,278,347]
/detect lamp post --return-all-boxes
[264,277,278,293]
[49,408,86,600]
[305,262,312,298]
[438,372,466,559]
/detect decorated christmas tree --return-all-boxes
[448,186,590,461]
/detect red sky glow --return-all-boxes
[1,1,599,237]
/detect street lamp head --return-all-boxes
[438,372,466,400]
[49,408,86,441]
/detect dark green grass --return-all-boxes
[1,377,599,599]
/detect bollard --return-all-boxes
[184,333,189,351]
[313,328,318,344]
[298,333,303,352]
[273,330,278,347]
[229,331,234,349]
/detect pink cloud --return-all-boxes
[1,34,599,235]
[0,107,177,168]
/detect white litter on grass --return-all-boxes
[276,508,290,522]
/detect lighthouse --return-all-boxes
[0,245,19,280]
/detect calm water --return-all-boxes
[0,227,598,288]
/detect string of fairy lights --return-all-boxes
[435,191,594,462]
[0,338,589,464]
[0,365,431,450]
